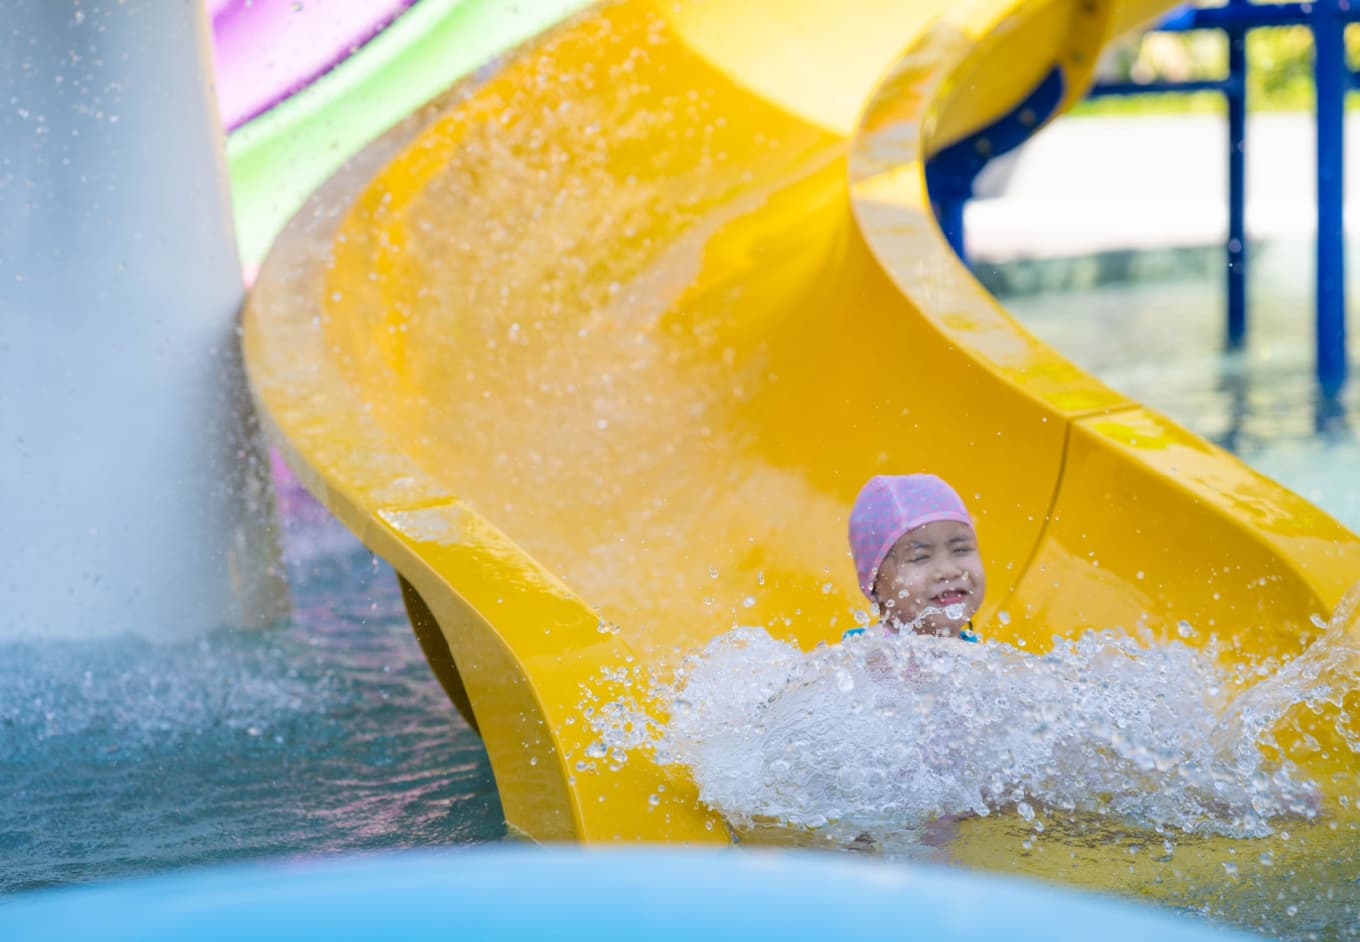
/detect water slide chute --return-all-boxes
[242,0,1360,858]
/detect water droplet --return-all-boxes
[585,742,607,759]
[1310,613,1328,629]
[1176,620,1195,639]
[997,610,1011,626]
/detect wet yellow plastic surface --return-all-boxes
[243,0,1360,851]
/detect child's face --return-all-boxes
[872,520,985,637]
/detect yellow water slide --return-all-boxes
[243,0,1360,851]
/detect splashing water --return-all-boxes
[591,584,1360,846]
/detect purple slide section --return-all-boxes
[208,0,416,130]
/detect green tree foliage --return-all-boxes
[1073,23,1360,115]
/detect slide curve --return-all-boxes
[242,0,1360,869]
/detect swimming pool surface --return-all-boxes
[0,509,503,894]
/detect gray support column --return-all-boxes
[0,1,289,638]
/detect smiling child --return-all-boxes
[847,474,985,641]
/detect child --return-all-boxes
[846,473,985,642]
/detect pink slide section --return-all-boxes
[208,0,416,130]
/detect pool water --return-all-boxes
[1,246,1356,940]
[0,506,503,894]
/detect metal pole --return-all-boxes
[0,0,289,638]
[1226,21,1249,348]
[1313,0,1349,395]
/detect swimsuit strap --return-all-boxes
[843,623,981,642]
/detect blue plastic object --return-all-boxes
[0,848,1255,942]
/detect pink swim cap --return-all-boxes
[849,474,974,599]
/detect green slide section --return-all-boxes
[226,0,593,270]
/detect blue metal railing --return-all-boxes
[1086,0,1357,395]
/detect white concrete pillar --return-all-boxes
[0,0,289,638]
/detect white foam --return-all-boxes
[590,584,1360,844]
